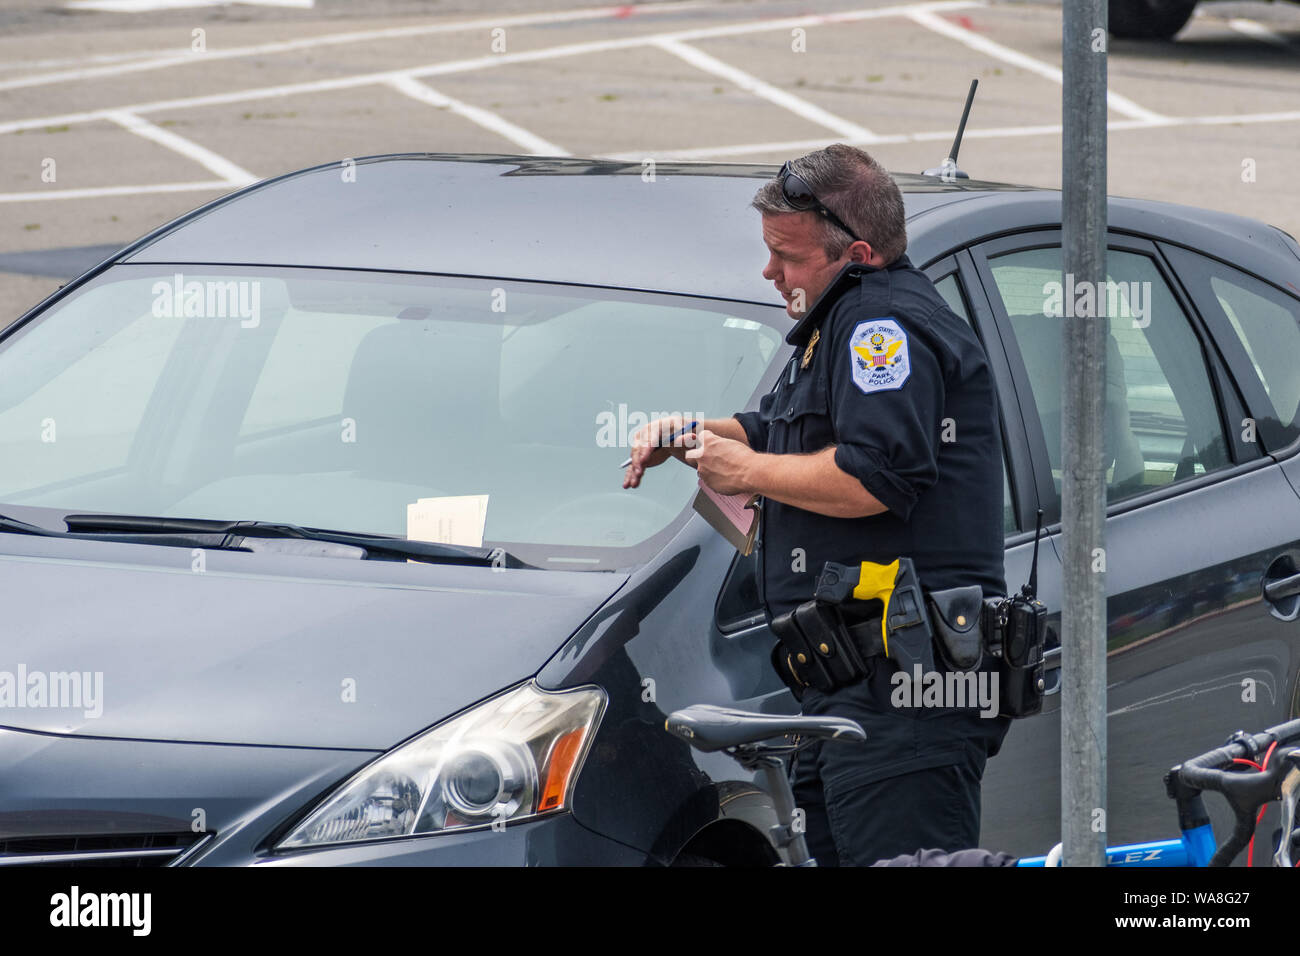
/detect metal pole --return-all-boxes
[1061,0,1108,867]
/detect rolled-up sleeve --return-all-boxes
[733,390,776,451]
[828,310,945,522]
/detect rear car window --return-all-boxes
[987,245,1230,505]
[1209,271,1300,434]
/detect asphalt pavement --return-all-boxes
[1,0,1298,315]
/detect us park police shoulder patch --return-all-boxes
[848,317,910,394]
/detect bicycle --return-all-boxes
[664,704,865,866]
[1019,717,1300,868]
[664,705,1300,867]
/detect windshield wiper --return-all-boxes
[0,511,241,549]
[62,513,533,568]
[0,512,533,569]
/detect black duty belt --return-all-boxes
[768,556,1047,718]
[770,601,886,696]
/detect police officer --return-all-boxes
[624,144,1011,865]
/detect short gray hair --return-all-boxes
[751,144,907,264]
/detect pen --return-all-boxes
[619,420,699,468]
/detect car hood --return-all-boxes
[0,534,628,749]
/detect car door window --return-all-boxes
[716,547,764,632]
[986,246,1230,505]
[1210,275,1300,434]
[1173,256,1300,449]
[934,273,970,325]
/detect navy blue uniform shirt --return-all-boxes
[733,254,1006,621]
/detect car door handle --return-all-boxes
[1263,560,1300,622]
[1264,570,1300,604]
[1041,645,1061,697]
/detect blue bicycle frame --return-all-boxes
[1016,824,1218,867]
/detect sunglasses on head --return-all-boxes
[778,160,865,246]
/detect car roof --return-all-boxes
[122,153,1299,305]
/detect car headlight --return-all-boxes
[276,682,605,849]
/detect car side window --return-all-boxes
[934,273,971,325]
[987,246,1230,504]
[1209,275,1300,434]
[1183,258,1300,450]
[716,547,765,632]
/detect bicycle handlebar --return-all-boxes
[1179,719,1300,784]
[1168,718,1300,867]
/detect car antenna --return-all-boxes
[923,78,978,181]
[1023,508,1043,601]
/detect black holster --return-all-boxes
[816,557,937,679]
[769,601,882,695]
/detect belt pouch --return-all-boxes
[770,607,836,692]
[926,585,985,671]
[793,599,867,687]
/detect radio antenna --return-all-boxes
[924,78,978,180]
[1026,508,1044,600]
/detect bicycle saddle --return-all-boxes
[665,704,866,752]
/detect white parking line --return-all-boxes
[0,0,726,92]
[652,38,876,141]
[0,49,191,72]
[0,181,232,203]
[603,110,1300,162]
[104,110,257,186]
[0,1,984,134]
[1227,17,1298,48]
[606,122,1070,161]
[906,7,1170,124]
[5,0,1299,203]
[658,0,981,42]
[387,76,569,156]
[1183,108,1300,127]
[66,0,228,8]
[10,109,1300,200]
[65,0,312,10]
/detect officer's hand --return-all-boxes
[685,429,754,496]
[623,415,698,490]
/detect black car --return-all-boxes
[0,154,1297,865]
[1109,0,1300,40]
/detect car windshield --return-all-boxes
[0,265,786,570]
